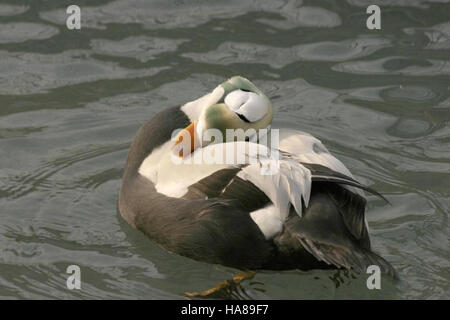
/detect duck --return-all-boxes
[119,76,396,293]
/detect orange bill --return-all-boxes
[173,121,198,158]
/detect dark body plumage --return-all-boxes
[119,106,396,277]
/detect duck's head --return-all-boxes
[174,76,273,157]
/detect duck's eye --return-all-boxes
[236,112,250,123]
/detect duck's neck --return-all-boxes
[123,107,191,180]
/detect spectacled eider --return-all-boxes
[119,76,396,282]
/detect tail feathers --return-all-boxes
[296,236,397,279]
[362,250,398,279]
[301,162,390,204]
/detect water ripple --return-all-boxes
[183,36,390,68]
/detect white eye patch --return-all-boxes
[224,90,269,122]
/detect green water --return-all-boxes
[0,0,449,299]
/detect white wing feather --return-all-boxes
[237,157,311,221]
[278,129,364,197]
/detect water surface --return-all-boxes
[0,0,449,299]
